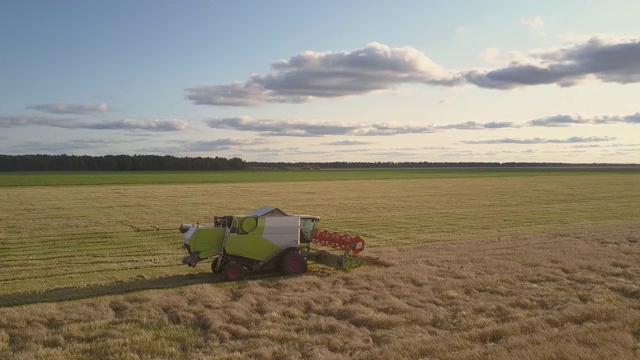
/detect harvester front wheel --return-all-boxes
[280,251,308,276]
[223,262,244,281]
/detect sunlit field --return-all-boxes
[1,169,639,359]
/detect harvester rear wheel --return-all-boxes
[223,262,244,281]
[280,251,308,276]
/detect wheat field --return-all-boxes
[1,170,639,359]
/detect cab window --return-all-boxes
[299,218,317,243]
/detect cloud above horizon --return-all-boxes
[527,112,640,126]
[181,138,268,151]
[321,140,373,146]
[464,36,640,89]
[186,36,640,107]
[86,119,191,131]
[5,109,636,139]
[204,116,440,136]
[26,103,110,115]
[0,116,191,132]
[9,138,131,153]
[462,136,616,145]
[204,111,638,137]
[520,16,545,37]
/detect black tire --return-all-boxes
[223,261,244,281]
[279,251,308,275]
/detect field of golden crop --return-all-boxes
[1,170,639,359]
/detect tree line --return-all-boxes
[1,155,637,172]
[0,154,247,171]
[246,161,640,169]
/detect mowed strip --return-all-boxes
[1,172,639,296]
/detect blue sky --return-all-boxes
[1,0,639,163]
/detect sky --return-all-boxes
[1,0,640,163]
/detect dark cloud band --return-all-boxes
[462,136,616,144]
[26,103,110,115]
[0,116,190,132]
[203,112,639,137]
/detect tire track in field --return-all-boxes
[1,249,180,271]
[0,230,177,245]
[1,237,178,257]
[0,255,180,273]
[0,250,179,264]
[0,262,183,284]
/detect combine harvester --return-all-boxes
[179,206,366,281]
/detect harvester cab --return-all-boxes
[178,206,365,281]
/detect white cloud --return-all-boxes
[478,47,502,64]
[186,42,464,106]
[521,16,545,36]
[187,36,640,107]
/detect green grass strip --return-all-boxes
[2,168,639,187]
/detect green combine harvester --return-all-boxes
[179,206,365,281]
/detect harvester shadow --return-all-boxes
[0,269,322,308]
[0,273,227,308]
